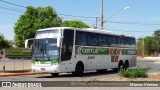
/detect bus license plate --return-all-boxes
[41,68,45,71]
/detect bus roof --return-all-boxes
[37,27,135,38]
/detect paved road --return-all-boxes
[137,57,160,74]
[0,57,160,81]
[0,70,118,81]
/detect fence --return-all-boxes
[0,48,32,72]
[0,59,31,72]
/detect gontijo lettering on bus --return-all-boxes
[75,46,136,55]
[76,46,109,55]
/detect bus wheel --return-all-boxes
[124,60,129,69]
[73,62,84,76]
[118,61,124,71]
[51,73,59,77]
[96,69,107,73]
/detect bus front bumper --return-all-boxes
[32,63,61,73]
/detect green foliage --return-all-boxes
[154,29,160,44]
[14,6,62,47]
[144,36,158,55]
[62,20,90,28]
[0,33,12,49]
[136,38,143,56]
[119,67,148,78]
[137,29,160,56]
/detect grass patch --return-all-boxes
[119,67,149,78]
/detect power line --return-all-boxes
[3,0,160,27]
[58,13,98,19]
[0,10,20,16]
[0,0,26,8]
[106,28,154,32]
[0,6,24,13]
[61,16,96,22]
[0,0,98,19]
[106,21,160,25]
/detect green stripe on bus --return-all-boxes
[113,49,117,55]
[75,46,136,55]
[51,60,59,63]
[111,56,115,62]
[122,49,136,55]
[75,46,109,55]
[122,49,125,55]
[31,59,59,64]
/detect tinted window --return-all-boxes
[130,38,136,47]
[87,33,99,46]
[117,36,121,47]
[121,37,125,47]
[76,31,87,45]
[111,36,117,47]
[121,37,136,48]
[99,34,110,46]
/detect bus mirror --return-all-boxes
[25,39,29,48]
[25,38,34,48]
[57,38,60,47]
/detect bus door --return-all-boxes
[60,30,74,72]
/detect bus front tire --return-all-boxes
[51,73,59,77]
[73,62,84,76]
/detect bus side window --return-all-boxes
[125,37,131,48]
[99,35,109,46]
[76,31,87,46]
[87,33,99,46]
[117,36,121,47]
[61,29,74,61]
[130,38,136,48]
[121,37,125,48]
[111,36,117,47]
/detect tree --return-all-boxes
[136,38,143,56]
[144,36,157,55]
[0,33,11,49]
[153,29,160,53]
[14,6,62,47]
[62,20,90,28]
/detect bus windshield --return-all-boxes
[32,38,59,60]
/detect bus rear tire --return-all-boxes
[73,62,84,76]
[51,73,59,77]
[124,60,129,69]
[118,61,124,71]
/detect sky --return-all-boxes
[0,0,160,40]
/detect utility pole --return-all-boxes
[95,17,98,29]
[142,37,144,58]
[100,0,103,30]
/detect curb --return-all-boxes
[0,72,48,77]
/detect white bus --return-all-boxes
[27,27,136,76]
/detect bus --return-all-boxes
[26,27,136,76]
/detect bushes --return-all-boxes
[119,67,148,78]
